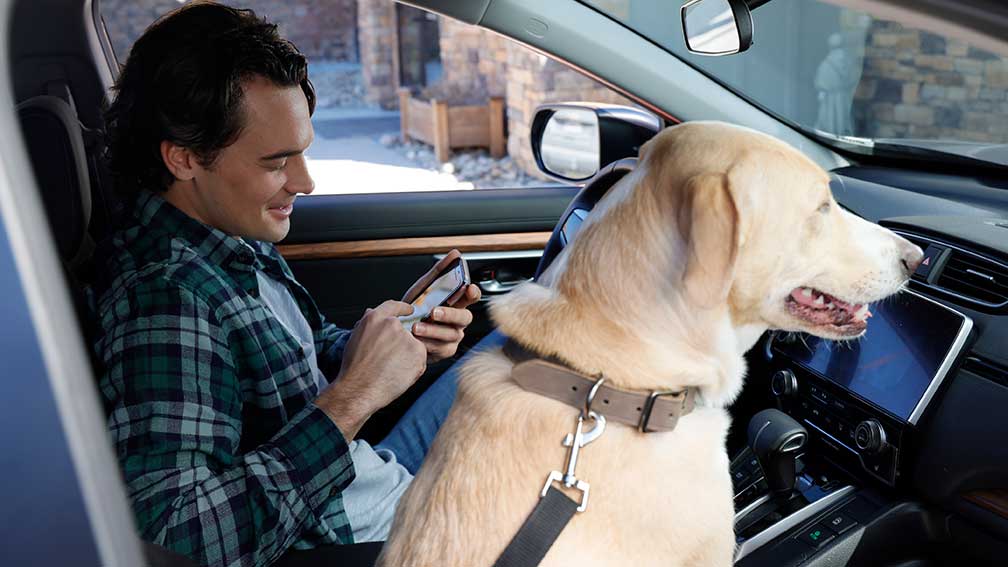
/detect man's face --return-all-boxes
[174,75,315,242]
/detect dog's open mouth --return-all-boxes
[786,287,871,336]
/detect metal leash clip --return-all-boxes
[540,376,607,512]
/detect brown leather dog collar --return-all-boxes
[503,339,697,433]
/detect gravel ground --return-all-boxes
[379,135,551,189]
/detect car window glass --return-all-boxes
[100,1,638,195]
[584,0,1008,165]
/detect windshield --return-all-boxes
[582,0,1008,165]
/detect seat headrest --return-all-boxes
[17,93,92,266]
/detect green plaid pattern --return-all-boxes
[90,191,357,567]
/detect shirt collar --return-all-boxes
[134,190,258,271]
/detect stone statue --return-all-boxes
[814,33,859,135]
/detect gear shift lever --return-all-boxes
[747,409,807,498]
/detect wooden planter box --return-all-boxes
[398,87,506,162]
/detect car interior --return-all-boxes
[4,0,1008,565]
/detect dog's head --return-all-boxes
[637,121,922,341]
[494,121,921,399]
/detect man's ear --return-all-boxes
[680,172,740,309]
[159,141,197,181]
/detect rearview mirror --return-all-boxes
[530,104,662,183]
[681,0,754,56]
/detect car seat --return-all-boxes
[16,80,103,358]
[15,76,203,567]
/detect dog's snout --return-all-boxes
[899,240,924,276]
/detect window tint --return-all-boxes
[101,0,638,195]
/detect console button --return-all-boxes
[811,386,830,405]
[855,419,887,454]
[822,413,835,430]
[771,369,798,397]
[733,468,753,488]
[822,512,857,534]
[916,244,945,279]
[797,523,836,548]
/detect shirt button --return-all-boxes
[329,486,340,498]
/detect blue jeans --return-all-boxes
[376,330,506,474]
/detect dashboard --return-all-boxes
[747,165,1008,539]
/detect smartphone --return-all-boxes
[399,257,471,331]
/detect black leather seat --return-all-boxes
[16,82,105,367]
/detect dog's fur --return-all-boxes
[377,122,920,566]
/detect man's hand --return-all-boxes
[411,284,480,363]
[400,249,482,363]
[316,300,427,439]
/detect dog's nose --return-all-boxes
[898,239,924,275]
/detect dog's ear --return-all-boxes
[680,172,739,309]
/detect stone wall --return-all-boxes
[432,18,635,175]
[434,18,509,101]
[356,0,398,108]
[101,0,358,62]
[854,21,1008,142]
[505,49,635,177]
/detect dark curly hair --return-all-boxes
[104,1,316,198]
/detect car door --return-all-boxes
[278,187,574,347]
[276,187,574,440]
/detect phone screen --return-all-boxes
[399,262,466,329]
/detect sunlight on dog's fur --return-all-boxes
[377,121,922,567]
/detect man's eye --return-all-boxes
[270,161,287,171]
[817,202,830,214]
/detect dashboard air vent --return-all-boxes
[935,251,1008,306]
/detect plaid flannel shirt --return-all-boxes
[90,191,356,567]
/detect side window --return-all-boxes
[100,0,637,195]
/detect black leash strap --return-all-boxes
[492,486,580,567]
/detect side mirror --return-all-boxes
[681,0,754,56]
[530,104,662,183]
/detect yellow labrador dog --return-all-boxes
[378,121,922,566]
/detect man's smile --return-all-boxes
[267,200,294,218]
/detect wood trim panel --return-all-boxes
[963,490,1008,519]
[278,232,551,260]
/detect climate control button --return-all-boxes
[771,369,798,397]
[854,419,887,454]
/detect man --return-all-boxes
[91,3,482,565]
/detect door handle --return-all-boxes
[477,277,532,294]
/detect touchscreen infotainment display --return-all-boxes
[774,290,971,423]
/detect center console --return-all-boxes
[731,290,974,564]
[770,289,971,487]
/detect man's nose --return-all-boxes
[286,155,315,195]
[898,238,924,275]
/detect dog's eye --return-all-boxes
[817,202,831,214]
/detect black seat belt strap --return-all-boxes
[492,486,579,567]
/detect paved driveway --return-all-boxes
[306,108,472,195]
